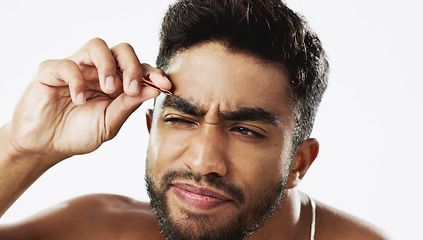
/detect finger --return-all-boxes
[69,38,118,95]
[75,63,124,98]
[37,59,86,105]
[111,43,144,96]
[103,87,160,140]
[141,63,172,92]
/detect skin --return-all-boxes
[145,42,295,239]
[0,39,390,239]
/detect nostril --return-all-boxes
[206,172,223,178]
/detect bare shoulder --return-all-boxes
[0,194,164,240]
[66,193,158,224]
[315,200,392,240]
[68,193,153,217]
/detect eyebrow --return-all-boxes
[162,95,206,116]
[162,95,281,127]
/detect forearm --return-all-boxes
[0,124,53,218]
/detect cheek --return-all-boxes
[228,140,290,194]
[147,124,191,176]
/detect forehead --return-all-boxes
[160,42,292,122]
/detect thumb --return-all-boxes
[103,87,159,141]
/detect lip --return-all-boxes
[171,183,231,211]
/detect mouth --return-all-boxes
[171,183,232,211]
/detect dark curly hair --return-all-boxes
[156,0,329,151]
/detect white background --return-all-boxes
[0,1,422,239]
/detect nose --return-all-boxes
[182,123,228,177]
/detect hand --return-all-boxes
[6,38,171,163]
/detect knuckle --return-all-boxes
[115,42,134,51]
[141,63,152,68]
[37,60,53,72]
[140,63,153,72]
[37,59,75,77]
[35,60,55,82]
[88,37,107,47]
[59,59,77,69]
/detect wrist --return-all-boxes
[0,123,58,171]
[0,123,56,217]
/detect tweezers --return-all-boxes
[116,67,173,96]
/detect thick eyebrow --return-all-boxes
[162,95,206,116]
[162,95,280,127]
[221,107,281,127]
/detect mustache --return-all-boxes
[161,170,246,204]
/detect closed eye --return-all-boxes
[164,117,198,129]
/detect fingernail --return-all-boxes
[129,79,140,94]
[105,75,115,90]
[76,92,86,105]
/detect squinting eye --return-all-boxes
[164,117,197,128]
[230,127,265,139]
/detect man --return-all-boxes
[0,0,389,239]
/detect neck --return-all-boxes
[246,189,311,240]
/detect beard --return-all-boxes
[146,168,289,240]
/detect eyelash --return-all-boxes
[164,117,265,139]
[164,117,197,127]
[230,126,265,139]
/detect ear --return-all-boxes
[286,138,319,189]
[145,109,154,133]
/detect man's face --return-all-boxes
[146,42,295,240]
